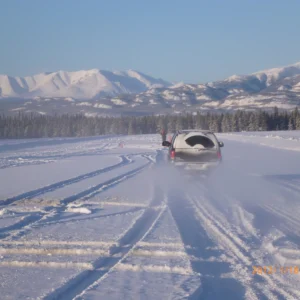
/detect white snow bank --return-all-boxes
[0,208,7,216]
[66,203,91,214]
[66,207,92,214]
[219,131,300,152]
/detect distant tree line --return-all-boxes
[1,107,300,139]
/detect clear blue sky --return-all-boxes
[1,0,300,83]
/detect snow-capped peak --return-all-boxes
[170,82,185,89]
[0,69,171,99]
[225,74,248,82]
[253,61,300,86]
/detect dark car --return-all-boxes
[162,130,224,171]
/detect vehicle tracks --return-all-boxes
[0,155,132,206]
[2,158,152,240]
[186,187,298,300]
[167,188,248,300]
[44,187,166,300]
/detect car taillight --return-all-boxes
[170,150,176,159]
[217,151,222,159]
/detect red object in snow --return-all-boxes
[170,150,176,159]
[119,142,124,148]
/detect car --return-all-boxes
[162,130,224,172]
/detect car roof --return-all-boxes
[177,129,215,134]
[173,130,218,148]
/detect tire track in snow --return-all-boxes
[0,260,94,270]
[229,204,259,240]
[255,201,300,295]
[175,181,271,298]
[187,194,274,300]
[40,207,145,227]
[43,187,166,300]
[114,263,192,275]
[187,192,297,299]
[194,182,260,244]
[0,135,115,154]
[0,155,132,206]
[0,143,111,169]
[189,194,252,265]
[4,160,151,240]
[1,150,159,298]
[167,188,249,300]
[281,181,300,194]
[0,212,43,237]
[228,206,300,299]
[261,204,300,231]
[0,247,110,256]
[0,240,117,247]
[192,181,300,298]
[59,160,151,205]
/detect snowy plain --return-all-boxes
[0,131,300,299]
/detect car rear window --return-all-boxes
[185,135,215,148]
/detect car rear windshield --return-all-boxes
[185,135,215,148]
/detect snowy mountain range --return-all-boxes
[0,69,170,99]
[1,62,300,116]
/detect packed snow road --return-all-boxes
[0,132,300,299]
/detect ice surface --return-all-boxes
[0,155,119,200]
[0,132,300,299]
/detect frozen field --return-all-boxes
[0,131,300,299]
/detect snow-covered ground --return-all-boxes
[0,132,300,299]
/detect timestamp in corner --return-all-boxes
[252,266,299,275]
